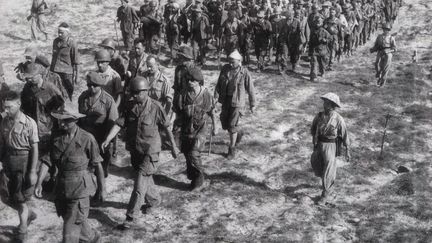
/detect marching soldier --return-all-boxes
[95,50,123,107]
[221,10,241,57]
[310,93,350,205]
[173,67,216,190]
[50,22,79,101]
[324,7,341,71]
[117,0,140,52]
[38,105,106,242]
[139,1,163,52]
[165,3,182,67]
[29,0,49,41]
[288,9,306,72]
[0,91,39,242]
[309,15,332,82]
[101,77,179,229]
[370,23,396,87]
[173,46,200,101]
[127,40,148,82]
[190,6,211,65]
[251,10,272,72]
[214,50,255,159]
[78,72,119,178]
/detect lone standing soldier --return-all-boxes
[29,0,49,41]
[173,67,216,190]
[101,77,179,229]
[50,22,79,100]
[214,50,255,159]
[310,93,350,206]
[0,91,39,242]
[117,0,140,52]
[38,106,105,242]
[78,72,119,178]
[370,23,396,87]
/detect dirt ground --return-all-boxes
[1,0,432,242]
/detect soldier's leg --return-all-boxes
[142,155,161,208]
[77,197,100,242]
[58,72,74,100]
[31,18,38,40]
[60,199,82,243]
[192,39,199,63]
[380,53,392,86]
[321,143,337,198]
[126,152,148,220]
[310,54,317,81]
[101,142,113,178]
[317,54,326,76]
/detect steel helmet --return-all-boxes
[99,38,116,50]
[130,76,150,91]
[95,49,111,62]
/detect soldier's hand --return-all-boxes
[171,146,180,159]
[28,171,38,187]
[34,184,43,198]
[101,140,109,153]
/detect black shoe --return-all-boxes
[190,174,205,191]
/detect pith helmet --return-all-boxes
[99,38,116,50]
[95,49,111,62]
[320,92,341,108]
[130,76,150,91]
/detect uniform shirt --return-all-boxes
[173,87,213,136]
[311,110,349,146]
[50,36,79,74]
[191,14,211,40]
[309,26,332,55]
[371,34,396,54]
[21,80,64,141]
[78,90,119,142]
[251,19,272,44]
[117,5,140,34]
[98,66,123,100]
[0,111,39,156]
[215,64,255,108]
[110,53,129,81]
[173,61,200,96]
[116,98,169,156]
[143,70,173,107]
[48,126,102,199]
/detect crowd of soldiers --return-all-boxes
[0,0,400,242]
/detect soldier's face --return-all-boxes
[146,59,158,74]
[188,79,200,89]
[58,29,69,40]
[4,100,21,118]
[330,9,336,16]
[58,119,77,132]
[133,90,149,103]
[323,100,334,112]
[120,0,127,6]
[229,58,241,68]
[25,74,42,86]
[97,61,110,73]
[135,43,145,56]
[87,83,102,95]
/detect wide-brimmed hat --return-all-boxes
[51,104,86,120]
[320,92,341,108]
[177,45,194,59]
[86,71,105,86]
[322,1,331,7]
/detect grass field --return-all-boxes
[0,0,432,242]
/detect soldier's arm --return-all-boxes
[158,105,179,158]
[244,71,256,111]
[88,136,106,201]
[70,40,79,84]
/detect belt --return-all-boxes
[318,137,336,143]
[6,150,30,156]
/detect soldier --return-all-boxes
[309,15,332,82]
[251,11,272,72]
[214,50,255,159]
[19,63,65,198]
[0,63,9,118]
[238,6,252,65]
[0,91,39,242]
[95,50,123,107]
[78,72,119,178]
[173,67,216,190]
[274,10,290,72]
[165,3,182,67]
[324,7,340,71]
[143,56,173,115]
[221,10,241,57]
[269,7,284,65]
[28,0,49,41]
[173,46,200,101]
[288,9,306,72]
[101,77,179,229]
[179,0,194,44]
[117,0,139,52]
[139,1,163,52]
[99,38,129,82]
[191,6,211,65]
[362,0,374,43]
[37,106,106,242]
[370,23,396,87]
[127,40,148,81]
[320,1,331,19]
[352,1,363,49]
[341,4,357,57]
[50,22,79,101]
[310,93,350,205]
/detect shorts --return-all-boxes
[1,153,34,204]
[220,100,242,133]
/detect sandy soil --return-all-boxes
[1,0,432,242]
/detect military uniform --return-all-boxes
[173,87,213,188]
[0,111,38,207]
[30,0,48,40]
[173,60,200,100]
[139,4,163,51]
[309,25,332,81]
[191,11,211,64]
[98,65,123,102]
[370,31,396,86]
[110,53,129,83]
[215,64,255,133]
[78,90,119,177]
[21,80,64,167]
[251,18,272,70]
[221,17,241,56]
[116,98,169,219]
[47,126,102,243]
[287,15,306,71]
[324,16,341,70]
[50,36,79,100]
[117,4,140,51]
[166,12,181,62]
[128,52,148,80]
[143,70,173,109]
